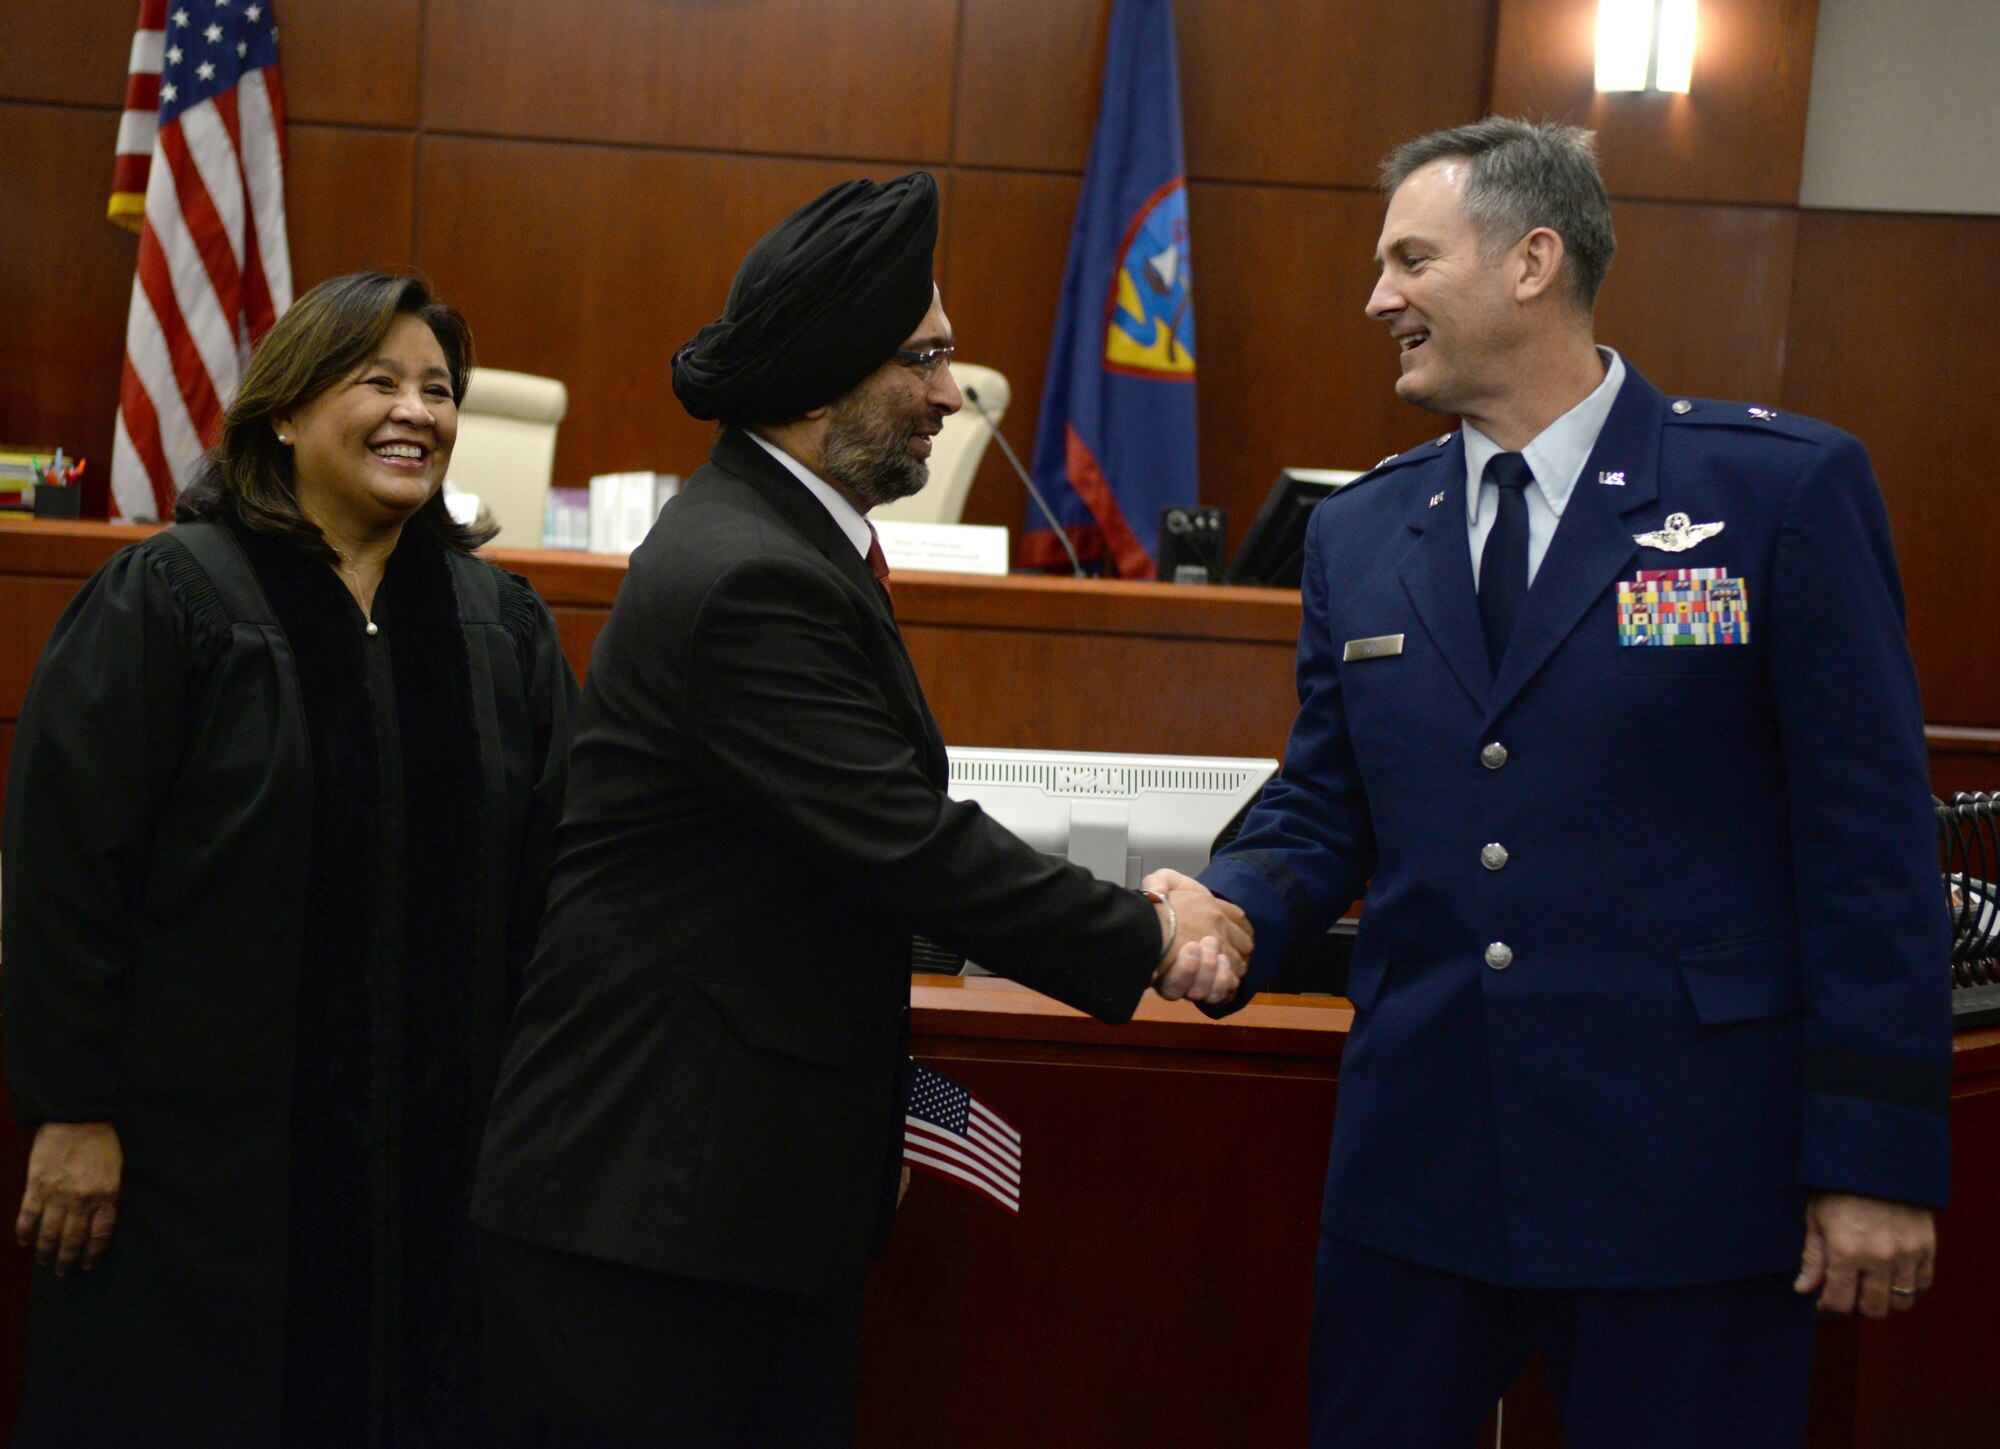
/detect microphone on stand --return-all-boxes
[963,385,1087,579]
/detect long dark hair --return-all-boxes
[176,272,495,558]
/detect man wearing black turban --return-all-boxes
[475,172,1251,1447]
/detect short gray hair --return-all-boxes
[1381,118,1616,310]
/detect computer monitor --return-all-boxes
[947,746,1275,886]
[1224,468,1362,588]
[920,746,1276,975]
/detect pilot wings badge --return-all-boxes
[1634,512,1724,552]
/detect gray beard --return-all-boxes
[820,396,930,511]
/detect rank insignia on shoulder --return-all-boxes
[1635,512,1724,552]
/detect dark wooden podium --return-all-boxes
[869,979,2000,1449]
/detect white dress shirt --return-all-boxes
[1463,347,1626,588]
[748,429,873,560]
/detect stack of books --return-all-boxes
[0,447,59,512]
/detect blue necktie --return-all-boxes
[1477,452,1534,668]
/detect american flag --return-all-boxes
[109,0,291,521]
[904,1064,1022,1214]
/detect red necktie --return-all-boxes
[864,525,893,606]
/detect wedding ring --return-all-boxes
[1889,1286,1918,1299]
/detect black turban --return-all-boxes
[671,171,940,424]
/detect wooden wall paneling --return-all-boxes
[1596,200,1797,404]
[421,0,956,162]
[858,1047,1334,1447]
[1780,211,2000,730]
[1926,731,2000,800]
[1489,0,1820,206]
[1186,181,1446,541]
[549,606,609,684]
[901,622,1298,757]
[0,105,137,493]
[278,0,421,128]
[1176,0,1495,188]
[953,0,1108,172]
[284,125,419,289]
[936,168,1081,535]
[414,139,916,501]
[1838,1082,2000,1448]
[0,0,136,107]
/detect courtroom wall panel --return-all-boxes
[0,0,133,107]
[1491,0,1821,206]
[1596,200,1798,405]
[286,126,420,288]
[413,139,901,502]
[937,168,1084,534]
[281,0,422,129]
[422,0,955,162]
[955,0,1497,185]
[1177,0,1494,188]
[1186,183,1446,510]
[0,104,136,488]
[902,622,1297,759]
[1780,209,2000,730]
[954,0,1108,173]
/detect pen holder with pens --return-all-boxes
[32,484,83,519]
[29,452,86,519]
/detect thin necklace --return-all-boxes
[334,548,380,636]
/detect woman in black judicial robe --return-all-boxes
[1,273,577,1447]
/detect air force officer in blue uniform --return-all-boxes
[1177,120,1951,1447]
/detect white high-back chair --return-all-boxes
[448,368,569,545]
[869,364,1009,525]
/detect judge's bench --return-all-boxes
[0,520,1993,1448]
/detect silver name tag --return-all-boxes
[1343,633,1405,662]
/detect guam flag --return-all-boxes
[1022,0,1197,578]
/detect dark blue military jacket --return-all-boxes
[1202,365,1951,1290]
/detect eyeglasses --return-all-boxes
[893,345,955,382]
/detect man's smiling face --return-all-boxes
[1365,159,1525,421]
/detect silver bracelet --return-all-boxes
[1140,888,1177,968]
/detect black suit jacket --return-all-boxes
[474,428,1161,1293]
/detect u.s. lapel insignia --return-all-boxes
[1429,490,1446,508]
[1748,407,1777,420]
[1635,512,1724,552]
[1598,470,1626,486]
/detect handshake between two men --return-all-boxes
[1144,869,1251,1008]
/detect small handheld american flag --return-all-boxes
[904,1064,1021,1214]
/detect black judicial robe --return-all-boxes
[2,519,576,1447]
[475,427,1163,1298]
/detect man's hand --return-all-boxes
[17,1121,123,1276]
[1144,869,1253,1006]
[1794,1191,1935,1317]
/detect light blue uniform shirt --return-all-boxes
[1464,347,1626,589]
